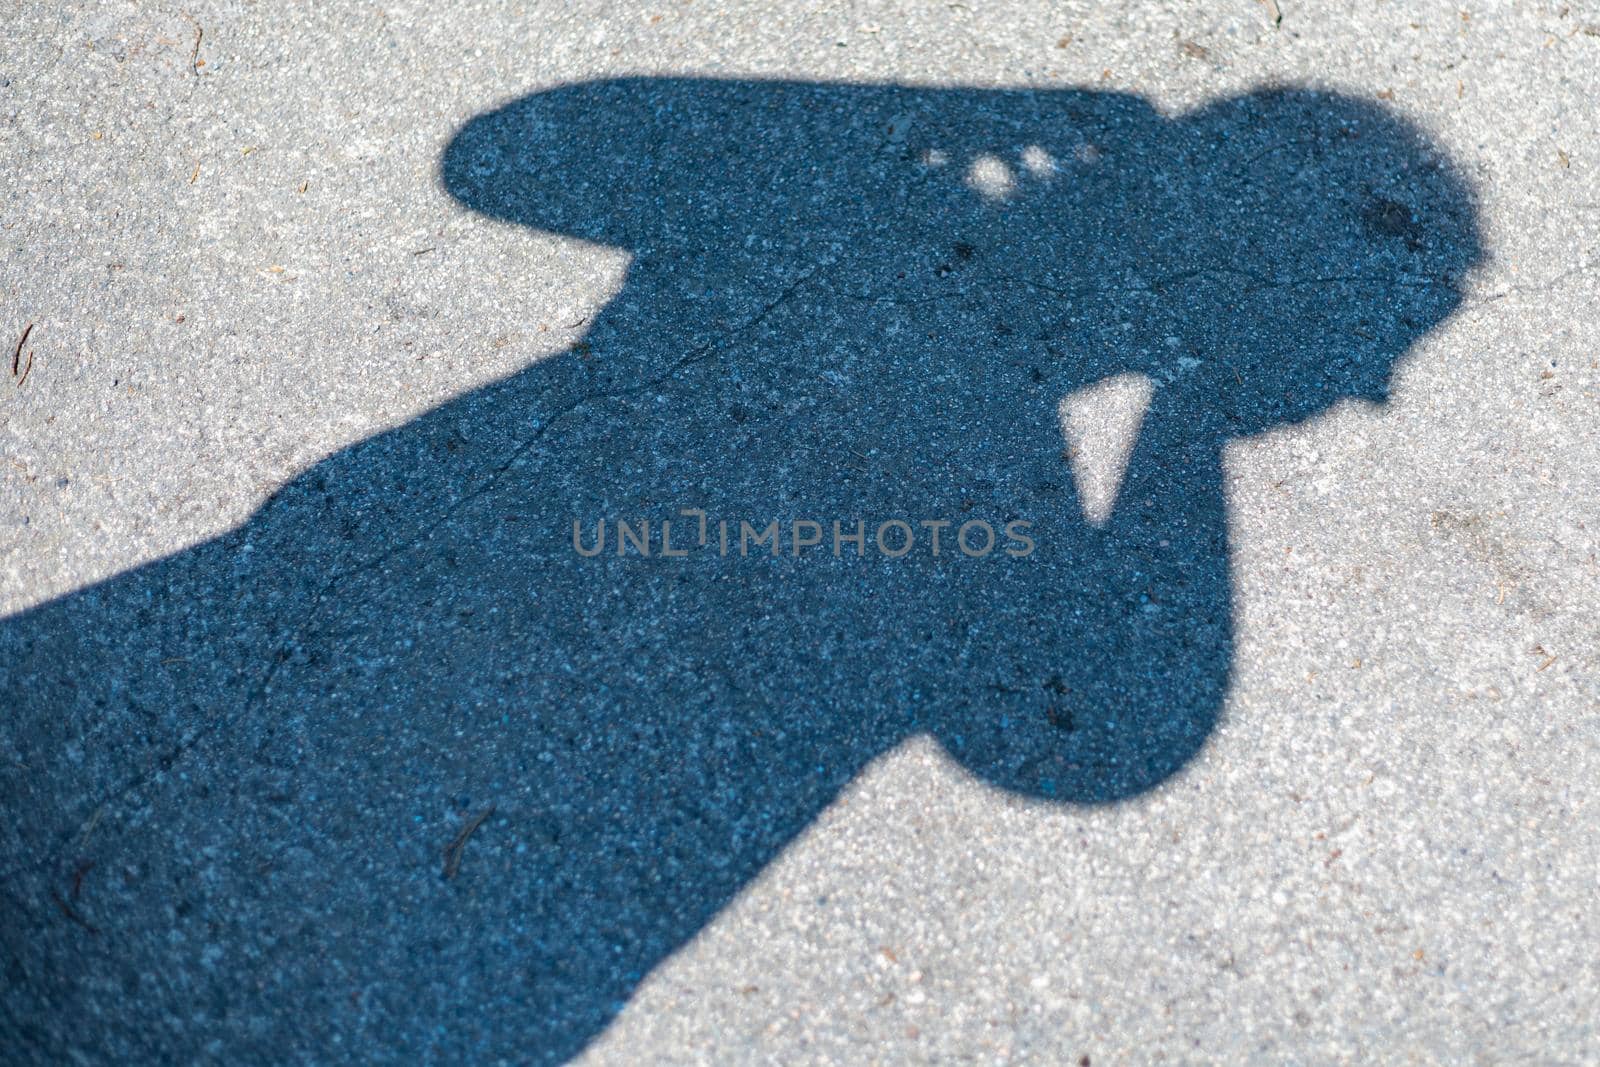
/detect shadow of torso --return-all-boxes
[0,80,1478,1062]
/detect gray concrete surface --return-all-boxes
[2,1,1598,1062]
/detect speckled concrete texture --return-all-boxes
[2,2,1597,1063]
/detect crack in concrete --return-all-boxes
[4,264,824,882]
[822,265,1462,309]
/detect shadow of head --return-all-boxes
[443,78,1481,432]
[439,78,1483,803]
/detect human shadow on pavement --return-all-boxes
[1,79,1480,1062]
